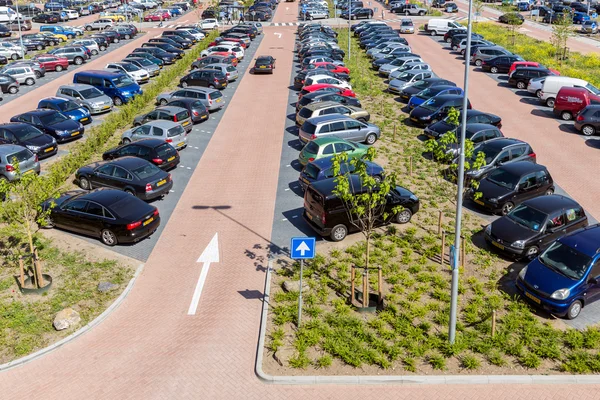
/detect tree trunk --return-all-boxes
[363,236,370,307]
[26,224,43,288]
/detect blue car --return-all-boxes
[73,70,142,106]
[408,85,464,110]
[10,109,84,143]
[37,97,92,125]
[573,11,591,24]
[516,224,600,320]
[169,7,182,16]
[298,156,385,191]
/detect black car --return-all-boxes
[302,49,344,62]
[438,123,505,157]
[22,33,56,47]
[162,30,198,44]
[424,109,502,139]
[165,98,209,124]
[303,175,420,241]
[10,109,84,143]
[32,13,60,23]
[102,138,180,170]
[342,7,374,19]
[0,24,11,38]
[43,189,160,246]
[96,30,120,44]
[0,73,18,94]
[89,35,110,50]
[202,9,218,18]
[132,47,176,64]
[76,157,173,201]
[463,137,536,180]
[470,162,554,215]
[574,104,600,136]
[148,37,185,50]
[125,52,164,68]
[161,33,193,48]
[398,78,457,101]
[180,69,227,89]
[443,27,468,43]
[142,43,184,59]
[499,12,525,24]
[481,55,524,73]
[508,67,556,89]
[296,91,361,112]
[484,195,588,260]
[0,122,57,159]
[409,94,471,126]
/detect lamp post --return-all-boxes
[347,0,351,57]
[448,0,474,344]
[15,0,25,59]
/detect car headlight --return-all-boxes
[550,288,570,300]
[512,240,526,249]
[518,265,528,280]
[420,115,431,120]
[26,144,40,151]
[489,198,498,203]
[56,130,69,135]
[409,194,418,201]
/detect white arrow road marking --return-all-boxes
[295,241,310,256]
[187,233,220,315]
[274,32,282,38]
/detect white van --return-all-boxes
[132,0,158,9]
[0,6,22,23]
[540,76,600,107]
[425,18,464,36]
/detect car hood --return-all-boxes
[23,134,54,147]
[64,108,89,119]
[490,216,539,243]
[47,119,81,131]
[45,189,83,210]
[523,257,579,294]
[410,105,437,119]
[478,178,512,200]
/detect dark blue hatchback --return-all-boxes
[10,109,84,143]
[517,224,600,320]
[38,97,92,125]
[299,156,385,191]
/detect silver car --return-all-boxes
[298,114,381,145]
[388,70,434,93]
[379,56,424,77]
[84,18,114,31]
[0,41,26,60]
[527,76,546,98]
[48,47,89,65]
[471,46,513,66]
[0,65,36,85]
[203,63,239,82]
[56,84,114,114]
[73,39,101,55]
[0,144,40,181]
[133,106,193,133]
[157,87,225,111]
[388,62,431,80]
[121,120,188,150]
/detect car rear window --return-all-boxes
[298,107,313,118]
[306,186,324,206]
[214,71,226,80]
[175,110,189,121]
[304,163,320,179]
[6,148,33,164]
[226,66,236,72]
[155,143,177,158]
[132,163,161,180]
[302,121,317,135]
[304,140,319,154]
[167,125,185,137]
[209,91,222,100]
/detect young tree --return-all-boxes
[474,0,484,23]
[0,164,57,288]
[551,13,573,65]
[504,13,523,48]
[331,148,402,307]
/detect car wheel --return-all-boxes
[209,84,215,89]
[545,188,554,195]
[545,98,555,107]
[490,66,499,73]
[561,111,572,121]
[452,45,458,51]
[113,97,123,106]
[55,65,64,72]
[516,81,526,89]
[100,45,106,51]
[566,300,583,320]
[121,137,131,144]
[124,189,135,196]
[10,53,18,60]
[364,133,377,145]
[582,125,596,136]
[92,49,98,55]
[475,59,482,67]
[330,224,348,241]
[430,118,439,125]
[536,89,542,98]
[125,34,130,40]
[36,44,43,51]
[75,57,85,65]
[67,34,73,39]
[419,11,425,16]
[79,176,91,190]
[114,38,119,43]
[395,209,412,224]
[34,71,41,79]
[49,40,56,46]
[86,26,92,31]
[101,229,118,246]
[373,175,382,183]
[25,78,35,86]
[405,10,409,15]
[159,98,168,106]
[501,201,514,216]
[181,81,188,88]
[43,216,55,229]
[524,246,539,260]
[8,86,18,94]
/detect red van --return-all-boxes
[553,87,600,121]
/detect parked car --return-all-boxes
[298,136,368,166]
[407,85,463,110]
[540,76,600,108]
[0,122,57,159]
[295,91,361,112]
[424,109,502,139]
[133,106,192,133]
[303,175,420,241]
[179,69,227,89]
[553,87,600,121]
[298,83,356,99]
[73,70,142,106]
[30,54,68,72]
[0,73,18,93]
[0,64,35,85]
[470,162,554,215]
[157,87,225,111]
[122,57,160,77]
[481,55,524,74]
[0,144,40,181]
[10,109,84,143]
[409,94,471,126]
[298,113,380,145]
[296,101,370,126]
[299,156,384,191]
[42,188,160,246]
[440,123,505,157]
[399,18,415,33]
[499,12,525,24]
[485,195,588,260]
[105,62,150,84]
[37,97,92,125]
[32,13,60,23]
[56,84,114,115]
[164,98,209,124]
[581,20,598,34]
[202,63,238,82]
[574,104,600,136]
[121,120,188,150]
[398,77,457,101]
[103,138,180,170]
[471,46,514,66]
[84,18,114,31]
[48,47,88,65]
[462,137,536,180]
[508,67,558,89]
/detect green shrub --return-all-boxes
[460,354,481,370]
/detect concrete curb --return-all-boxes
[0,263,145,372]
[254,261,600,385]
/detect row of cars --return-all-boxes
[362,16,600,319]
[290,22,421,242]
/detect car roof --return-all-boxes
[123,138,165,148]
[81,187,141,207]
[558,224,600,257]
[21,108,56,116]
[465,123,500,132]
[144,120,180,128]
[514,66,548,72]
[495,161,547,175]
[479,137,525,150]
[0,143,30,155]
[59,83,96,90]
[176,87,218,94]
[39,96,69,103]
[156,105,187,113]
[522,194,581,214]
[313,136,347,145]
[307,113,354,123]
[306,100,348,110]
[432,94,464,101]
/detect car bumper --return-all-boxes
[89,104,113,114]
[36,145,58,159]
[56,129,84,143]
[515,278,570,317]
[303,211,330,237]
[484,232,525,257]
[470,196,502,214]
[77,116,93,125]
[140,180,173,201]
[119,216,161,243]
[254,66,273,73]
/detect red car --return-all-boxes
[310,62,350,75]
[508,61,560,76]
[144,12,171,22]
[298,84,356,100]
[31,54,69,72]
[210,37,247,49]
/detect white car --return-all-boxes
[0,41,25,60]
[73,39,100,55]
[84,18,114,31]
[105,62,150,84]
[527,76,547,98]
[64,9,80,19]
[200,18,219,30]
[304,74,352,90]
[176,27,205,40]
[132,0,159,9]
[201,44,244,59]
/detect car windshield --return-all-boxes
[506,204,547,231]
[396,72,414,82]
[304,163,320,179]
[40,112,69,125]
[56,100,81,112]
[167,125,184,137]
[416,87,436,99]
[411,80,428,90]
[471,145,498,164]
[136,59,153,66]
[120,63,137,71]
[586,83,600,96]
[132,163,160,180]
[421,96,446,111]
[255,58,271,66]
[486,168,519,189]
[538,241,592,280]
[304,140,319,154]
[80,87,104,99]
[113,75,135,88]
[14,125,43,140]
[7,148,33,164]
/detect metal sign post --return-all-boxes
[290,237,316,328]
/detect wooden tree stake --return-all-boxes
[362,270,368,308]
[491,310,497,337]
[409,156,413,176]
[461,236,466,268]
[393,122,396,141]
[19,257,25,287]
[350,265,355,305]
[437,210,442,236]
[34,248,44,288]
[440,231,445,267]
[378,266,383,307]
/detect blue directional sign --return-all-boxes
[290,237,316,259]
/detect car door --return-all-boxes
[110,165,133,191]
[343,119,364,141]
[509,145,529,162]
[56,199,89,233]
[143,110,159,124]
[320,142,335,157]
[327,121,347,139]
[92,164,114,188]
[514,172,540,204]
[131,124,152,141]
[564,205,588,234]
[539,209,568,248]
[334,141,356,156]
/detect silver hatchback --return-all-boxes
[0,144,40,181]
[202,63,239,82]
[56,84,114,115]
[157,87,225,111]
[121,120,188,150]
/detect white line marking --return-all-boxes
[188,233,220,315]
[284,188,290,191]
[282,218,288,221]
[286,164,291,167]
[186,167,191,169]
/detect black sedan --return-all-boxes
[0,122,57,159]
[43,189,160,246]
[0,73,18,94]
[253,55,276,74]
[102,138,180,170]
[481,55,524,74]
[166,98,210,124]
[424,109,502,139]
[296,91,361,112]
[341,8,374,20]
[32,13,60,23]
[76,157,173,201]
[10,109,84,143]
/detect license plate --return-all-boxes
[301,177,309,184]
[492,241,504,250]
[156,179,166,187]
[307,212,313,221]
[411,117,418,122]
[216,98,222,103]
[80,117,88,122]
[474,199,484,206]
[167,156,175,162]
[71,131,80,136]
[182,121,190,126]
[44,147,54,153]
[401,95,409,99]
[427,134,435,139]
[260,65,266,68]
[23,169,34,175]
[525,291,541,304]
[143,217,154,226]
[201,115,208,119]
[102,105,110,109]
[176,142,184,148]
